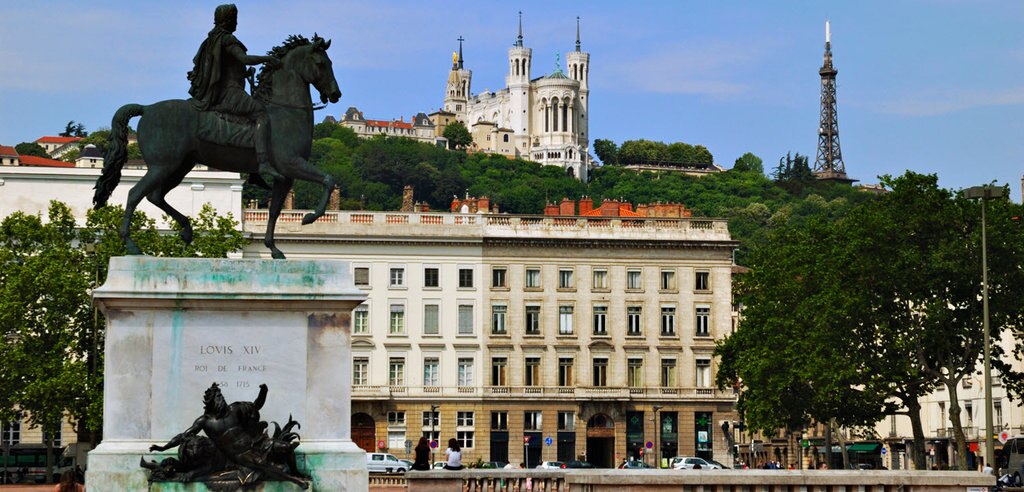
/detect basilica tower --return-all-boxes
[444,36,472,124]
[565,17,591,175]
[507,12,532,156]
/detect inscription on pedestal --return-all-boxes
[151,311,307,438]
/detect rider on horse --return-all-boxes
[189,4,281,184]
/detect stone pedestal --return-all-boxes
[87,257,367,491]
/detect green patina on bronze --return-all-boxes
[92,4,342,259]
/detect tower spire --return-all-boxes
[457,35,465,69]
[516,11,523,47]
[813,20,853,183]
[575,16,581,52]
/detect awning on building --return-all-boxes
[847,443,881,453]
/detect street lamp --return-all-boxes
[430,405,439,466]
[965,185,1004,474]
[652,405,663,468]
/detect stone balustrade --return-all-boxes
[406,469,994,492]
[351,384,736,401]
[242,209,732,243]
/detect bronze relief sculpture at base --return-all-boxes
[141,383,309,490]
[92,3,342,259]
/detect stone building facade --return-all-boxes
[240,205,738,468]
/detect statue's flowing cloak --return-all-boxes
[188,27,245,110]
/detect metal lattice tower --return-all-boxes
[814,21,854,183]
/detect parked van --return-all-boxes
[1003,437,1024,484]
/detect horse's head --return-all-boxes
[295,33,341,105]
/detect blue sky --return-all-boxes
[1,1,1021,200]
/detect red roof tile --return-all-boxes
[0,145,17,157]
[365,119,414,129]
[18,155,76,168]
[36,136,82,144]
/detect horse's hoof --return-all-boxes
[127,244,143,255]
[181,229,194,245]
[301,213,318,225]
[271,249,286,260]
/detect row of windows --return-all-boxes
[353,303,474,336]
[386,410,576,433]
[356,266,713,292]
[353,302,712,337]
[354,355,713,388]
[1,421,61,446]
[381,410,579,449]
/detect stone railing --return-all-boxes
[242,210,732,243]
[352,384,736,401]
[406,470,994,492]
[368,474,407,487]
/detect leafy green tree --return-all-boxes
[0,201,243,483]
[732,152,763,174]
[0,202,91,483]
[14,142,49,158]
[442,121,472,150]
[592,138,618,166]
[330,125,360,149]
[313,120,337,140]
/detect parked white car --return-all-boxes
[671,456,721,470]
[366,453,409,474]
[536,461,565,469]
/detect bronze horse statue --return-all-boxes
[93,34,341,259]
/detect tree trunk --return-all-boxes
[906,398,928,470]
[44,425,53,485]
[824,420,833,469]
[946,377,968,470]
[833,420,850,469]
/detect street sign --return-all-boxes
[377,440,386,449]
[429,440,438,449]
[880,447,887,455]
[524,436,531,444]
[544,437,553,446]
[1000,431,1010,444]
[645,441,653,449]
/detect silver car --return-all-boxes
[366,452,409,474]
[671,456,721,470]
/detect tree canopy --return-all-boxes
[442,121,472,150]
[0,201,244,450]
[716,172,1024,470]
[14,142,49,158]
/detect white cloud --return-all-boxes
[602,39,772,99]
[872,86,1024,116]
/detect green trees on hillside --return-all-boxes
[611,139,713,167]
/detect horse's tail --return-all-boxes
[93,103,145,208]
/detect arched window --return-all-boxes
[551,99,559,132]
[503,134,510,143]
[561,99,568,133]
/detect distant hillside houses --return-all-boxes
[35,135,82,159]
[1,143,108,169]
[327,107,439,145]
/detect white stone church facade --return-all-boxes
[430,16,593,181]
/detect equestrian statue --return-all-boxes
[93,4,341,259]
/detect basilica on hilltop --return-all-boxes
[429,14,592,181]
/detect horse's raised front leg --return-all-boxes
[278,156,335,225]
[265,177,293,259]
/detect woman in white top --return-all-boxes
[444,437,464,470]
